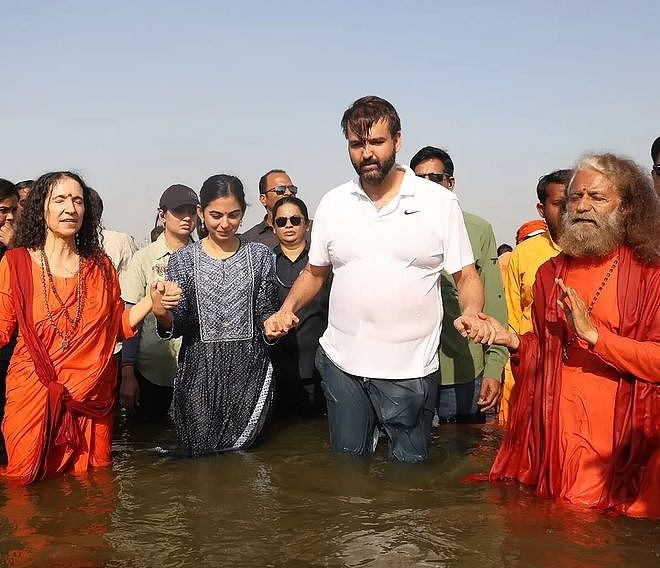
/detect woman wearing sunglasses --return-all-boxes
[270,196,329,416]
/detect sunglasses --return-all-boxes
[274,215,303,228]
[266,185,298,196]
[652,164,660,176]
[416,172,451,184]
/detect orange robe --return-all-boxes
[0,249,134,484]
[491,246,660,519]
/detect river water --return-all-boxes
[0,416,657,567]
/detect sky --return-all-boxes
[2,0,658,246]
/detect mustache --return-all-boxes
[566,211,600,225]
[360,159,380,168]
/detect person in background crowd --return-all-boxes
[651,136,660,195]
[515,219,547,244]
[497,243,513,289]
[15,180,33,219]
[499,169,571,423]
[0,171,180,484]
[154,174,278,456]
[266,96,487,463]
[410,146,506,423]
[477,153,659,519]
[0,180,18,254]
[270,196,329,416]
[242,169,298,249]
[120,185,198,419]
[89,189,137,292]
[0,179,19,463]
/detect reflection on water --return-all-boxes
[0,417,658,567]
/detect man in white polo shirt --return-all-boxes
[265,96,490,462]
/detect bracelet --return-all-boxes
[120,362,135,369]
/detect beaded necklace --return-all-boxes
[561,254,619,363]
[39,249,86,351]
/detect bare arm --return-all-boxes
[282,263,331,313]
[453,264,484,317]
[127,294,153,328]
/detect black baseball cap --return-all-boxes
[159,184,199,210]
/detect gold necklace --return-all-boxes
[562,255,619,363]
[39,249,86,350]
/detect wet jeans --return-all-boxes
[436,373,485,424]
[315,348,437,463]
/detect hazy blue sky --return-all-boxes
[2,0,658,245]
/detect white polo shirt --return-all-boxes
[309,165,474,379]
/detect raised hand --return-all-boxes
[0,222,15,248]
[555,278,598,346]
[150,280,182,316]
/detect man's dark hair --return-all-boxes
[15,180,33,192]
[258,169,287,195]
[341,96,401,139]
[497,243,513,256]
[651,136,660,164]
[409,146,455,177]
[536,169,572,204]
[0,179,18,201]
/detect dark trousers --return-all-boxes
[436,373,486,424]
[130,368,174,421]
[315,348,437,463]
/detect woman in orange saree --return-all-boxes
[0,172,179,484]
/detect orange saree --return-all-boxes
[0,248,135,484]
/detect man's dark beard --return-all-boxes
[354,151,396,185]
[558,208,624,258]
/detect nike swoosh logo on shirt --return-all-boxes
[404,210,420,215]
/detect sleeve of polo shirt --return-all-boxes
[121,249,148,305]
[308,197,332,267]
[442,198,474,274]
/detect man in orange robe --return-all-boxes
[475,153,659,519]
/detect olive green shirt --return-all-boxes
[121,233,183,387]
[439,211,508,385]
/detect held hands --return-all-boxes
[555,278,598,346]
[455,312,520,350]
[264,309,300,342]
[150,280,182,317]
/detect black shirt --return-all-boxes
[241,218,279,250]
[269,245,330,380]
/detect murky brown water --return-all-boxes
[0,417,657,567]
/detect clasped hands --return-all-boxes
[264,309,299,342]
[150,280,182,316]
[459,279,598,350]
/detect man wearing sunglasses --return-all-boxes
[652,136,660,195]
[266,96,491,464]
[242,169,299,248]
[410,146,506,425]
